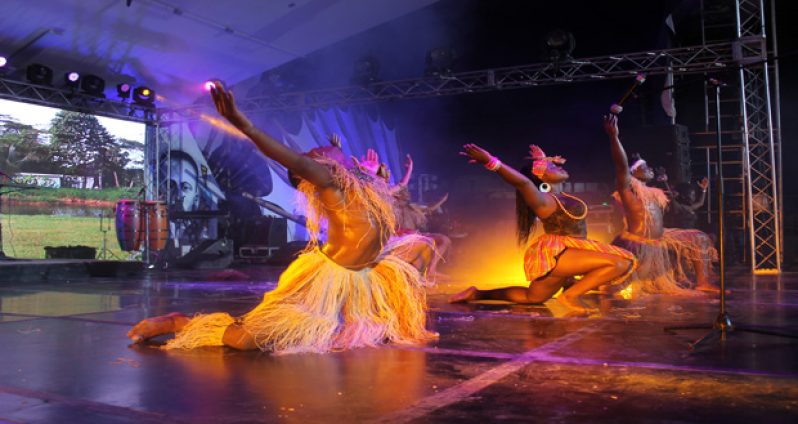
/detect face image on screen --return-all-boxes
[0,98,146,259]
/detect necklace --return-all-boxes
[551,192,589,220]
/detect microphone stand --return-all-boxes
[664,79,797,349]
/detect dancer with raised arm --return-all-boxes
[128,82,437,353]
[604,114,718,295]
[390,154,452,279]
[449,143,636,314]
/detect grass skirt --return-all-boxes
[663,228,718,286]
[524,234,637,285]
[165,238,436,354]
[613,232,699,296]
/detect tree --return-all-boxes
[0,115,53,174]
[49,111,131,188]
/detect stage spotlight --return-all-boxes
[351,56,380,86]
[26,64,53,85]
[544,29,575,62]
[116,83,132,99]
[133,86,155,105]
[425,48,455,77]
[0,56,7,68]
[65,71,81,89]
[81,74,105,97]
[204,80,216,91]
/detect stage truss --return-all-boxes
[0,77,156,123]
[734,0,781,273]
[158,42,739,121]
[0,1,780,273]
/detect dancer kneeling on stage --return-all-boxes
[450,143,636,314]
[128,82,437,353]
[603,114,718,295]
[390,154,451,280]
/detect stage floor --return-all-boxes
[1,266,797,423]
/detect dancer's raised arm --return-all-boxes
[689,178,709,210]
[460,143,554,214]
[603,114,632,191]
[398,154,413,187]
[211,82,333,187]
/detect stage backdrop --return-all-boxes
[159,89,403,252]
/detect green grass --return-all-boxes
[1,214,134,260]
[3,187,140,203]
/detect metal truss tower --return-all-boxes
[735,0,781,273]
[708,0,782,273]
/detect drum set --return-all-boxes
[114,199,169,254]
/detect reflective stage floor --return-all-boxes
[1,266,797,423]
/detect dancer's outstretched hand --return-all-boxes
[361,148,381,174]
[403,154,413,170]
[210,81,253,131]
[460,143,492,165]
[603,114,619,138]
[698,177,709,190]
[351,148,380,175]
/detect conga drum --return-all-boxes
[115,200,141,251]
[141,201,169,251]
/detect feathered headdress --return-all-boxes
[527,145,566,177]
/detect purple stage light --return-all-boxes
[116,83,132,99]
[0,57,7,68]
[204,81,215,91]
[67,72,80,82]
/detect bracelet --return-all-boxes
[484,156,502,172]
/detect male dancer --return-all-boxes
[604,114,717,295]
[128,82,437,353]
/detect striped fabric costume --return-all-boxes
[523,192,637,284]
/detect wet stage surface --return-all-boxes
[1,266,797,423]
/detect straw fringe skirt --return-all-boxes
[164,240,435,354]
[613,232,700,296]
[662,228,718,285]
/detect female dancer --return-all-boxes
[450,143,636,313]
[127,82,437,353]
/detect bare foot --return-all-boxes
[127,312,189,343]
[557,295,598,315]
[449,286,479,303]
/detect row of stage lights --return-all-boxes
[0,56,155,106]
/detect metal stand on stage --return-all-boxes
[664,80,797,349]
[97,209,119,260]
